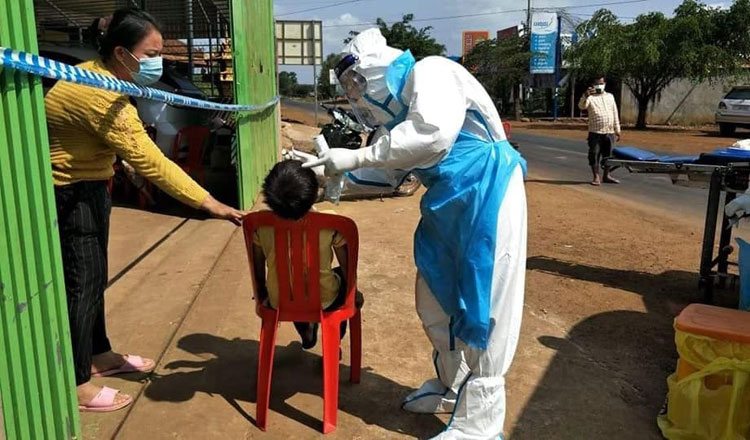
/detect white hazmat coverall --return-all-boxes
[306,28,527,439]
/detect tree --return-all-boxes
[293,84,315,98]
[278,71,298,97]
[346,14,446,59]
[464,32,530,120]
[568,1,750,129]
[317,53,343,100]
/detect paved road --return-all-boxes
[515,131,716,222]
[281,97,326,115]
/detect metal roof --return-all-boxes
[34,0,231,40]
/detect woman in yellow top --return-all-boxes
[45,8,245,412]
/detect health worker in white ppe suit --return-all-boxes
[305,28,528,439]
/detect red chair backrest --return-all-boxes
[242,211,359,322]
[172,126,210,167]
[502,121,512,139]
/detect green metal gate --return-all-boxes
[231,0,279,208]
[0,0,279,437]
[0,0,81,438]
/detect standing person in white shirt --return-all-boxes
[579,76,621,186]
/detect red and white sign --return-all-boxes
[462,31,490,56]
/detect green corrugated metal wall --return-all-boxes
[0,0,81,438]
[231,0,279,208]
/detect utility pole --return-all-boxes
[526,0,531,32]
[527,0,532,31]
[553,14,562,120]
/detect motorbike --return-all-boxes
[283,104,422,200]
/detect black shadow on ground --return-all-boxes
[143,333,444,438]
[510,256,711,439]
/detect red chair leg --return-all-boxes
[349,310,361,384]
[256,315,278,431]
[321,317,341,434]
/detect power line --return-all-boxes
[538,0,646,12]
[320,0,647,28]
[276,0,367,17]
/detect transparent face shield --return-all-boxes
[338,64,380,128]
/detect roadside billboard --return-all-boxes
[275,20,323,65]
[497,25,519,40]
[462,30,490,56]
[530,12,558,74]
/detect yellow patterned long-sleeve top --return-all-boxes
[45,58,209,209]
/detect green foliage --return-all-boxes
[464,33,530,116]
[568,0,750,129]
[317,53,343,100]
[294,84,315,97]
[279,71,316,97]
[278,71,298,97]
[346,14,446,59]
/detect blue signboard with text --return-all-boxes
[530,12,558,74]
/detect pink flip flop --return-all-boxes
[92,354,155,377]
[78,386,132,412]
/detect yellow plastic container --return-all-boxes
[658,304,750,440]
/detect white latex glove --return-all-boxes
[725,193,750,218]
[302,147,368,176]
[283,149,327,184]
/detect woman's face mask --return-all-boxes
[594,83,606,93]
[115,29,164,86]
[122,49,163,86]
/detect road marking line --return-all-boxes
[533,145,588,157]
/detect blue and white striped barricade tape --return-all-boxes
[0,46,279,113]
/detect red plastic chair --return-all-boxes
[242,211,362,434]
[172,126,210,186]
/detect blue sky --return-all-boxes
[276,0,729,82]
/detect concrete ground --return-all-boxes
[80,164,733,439]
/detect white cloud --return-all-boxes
[708,2,728,9]
[322,12,369,55]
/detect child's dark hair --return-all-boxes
[99,8,162,61]
[263,160,318,220]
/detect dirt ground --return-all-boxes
[281,106,329,130]
[83,167,739,439]
[75,104,744,439]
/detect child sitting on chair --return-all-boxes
[252,159,364,349]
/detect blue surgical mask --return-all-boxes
[131,56,163,86]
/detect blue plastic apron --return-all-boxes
[382,50,527,348]
[412,132,526,349]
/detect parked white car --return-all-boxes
[717,86,750,136]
